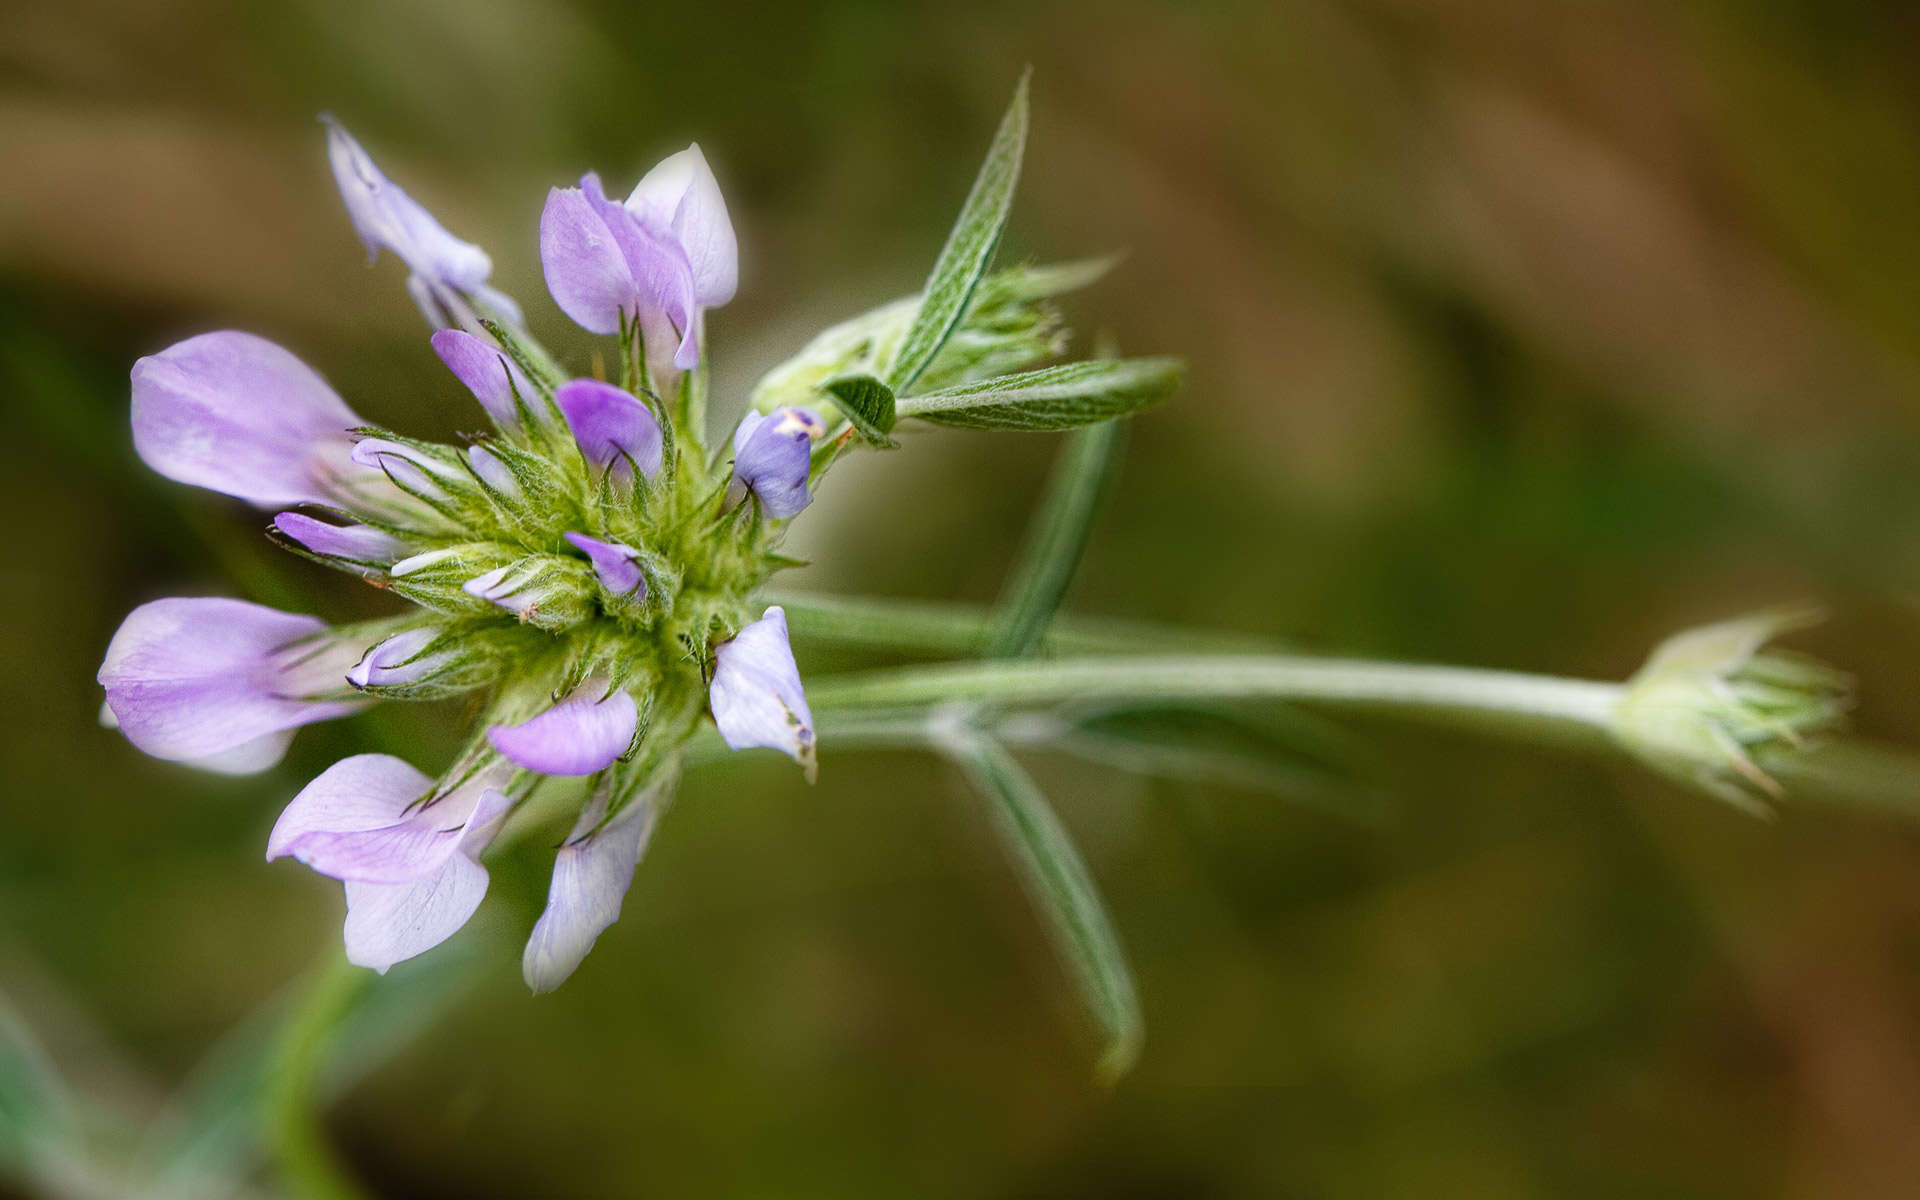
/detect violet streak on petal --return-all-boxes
[554,379,663,480]
[563,532,645,598]
[727,406,824,519]
[347,628,448,689]
[626,143,738,308]
[487,689,638,776]
[708,606,816,781]
[132,332,363,509]
[98,597,364,764]
[274,512,407,563]
[324,118,522,327]
[431,329,535,428]
[522,772,671,993]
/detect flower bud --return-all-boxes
[1611,610,1850,814]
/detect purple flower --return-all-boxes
[554,379,662,481]
[98,597,365,767]
[267,754,517,972]
[347,628,450,689]
[539,147,735,373]
[487,688,639,776]
[325,118,522,330]
[431,329,537,429]
[727,406,824,519]
[273,512,408,565]
[563,532,645,598]
[132,332,365,509]
[709,606,815,781]
[521,769,673,993]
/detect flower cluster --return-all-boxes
[98,88,1173,991]
[101,125,824,990]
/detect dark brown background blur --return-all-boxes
[9,1,1920,1196]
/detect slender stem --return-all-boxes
[766,589,1283,657]
[805,656,1624,750]
[266,957,374,1200]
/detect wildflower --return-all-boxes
[728,406,824,518]
[539,145,736,376]
[98,597,364,768]
[324,117,523,331]
[267,756,518,972]
[100,86,1179,990]
[709,606,816,781]
[131,332,368,509]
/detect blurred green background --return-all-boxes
[9,1,1920,1196]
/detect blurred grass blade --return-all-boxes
[985,420,1125,659]
[947,735,1143,1082]
[0,995,73,1176]
[896,358,1185,430]
[883,71,1030,393]
[147,949,475,1195]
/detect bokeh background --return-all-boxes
[9,1,1920,1196]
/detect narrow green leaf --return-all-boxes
[883,71,1031,392]
[947,735,1143,1082]
[985,420,1123,658]
[819,374,898,446]
[896,358,1185,431]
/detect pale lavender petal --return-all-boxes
[522,774,670,993]
[554,379,662,480]
[540,183,635,336]
[487,689,638,776]
[709,606,815,780]
[132,332,361,509]
[343,857,490,973]
[191,730,297,776]
[431,329,535,427]
[563,532,644,597]
[270,757,511,885]
[267,754,428,858]
[273,512,407,563]
[467,445,520,497]
[728,406,823,519]
[347,628,448,689]
[626,143,737,308]
[325,119,495,296]
[99,597,362,762]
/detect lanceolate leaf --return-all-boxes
[985,419,1124,658]
[896,358,1185,431]
[947,735,1143,1083]
[883,72,1031,393]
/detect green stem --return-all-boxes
[766,589,1283,658]
[805,656,1624,750]
[266,958,374,1200]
